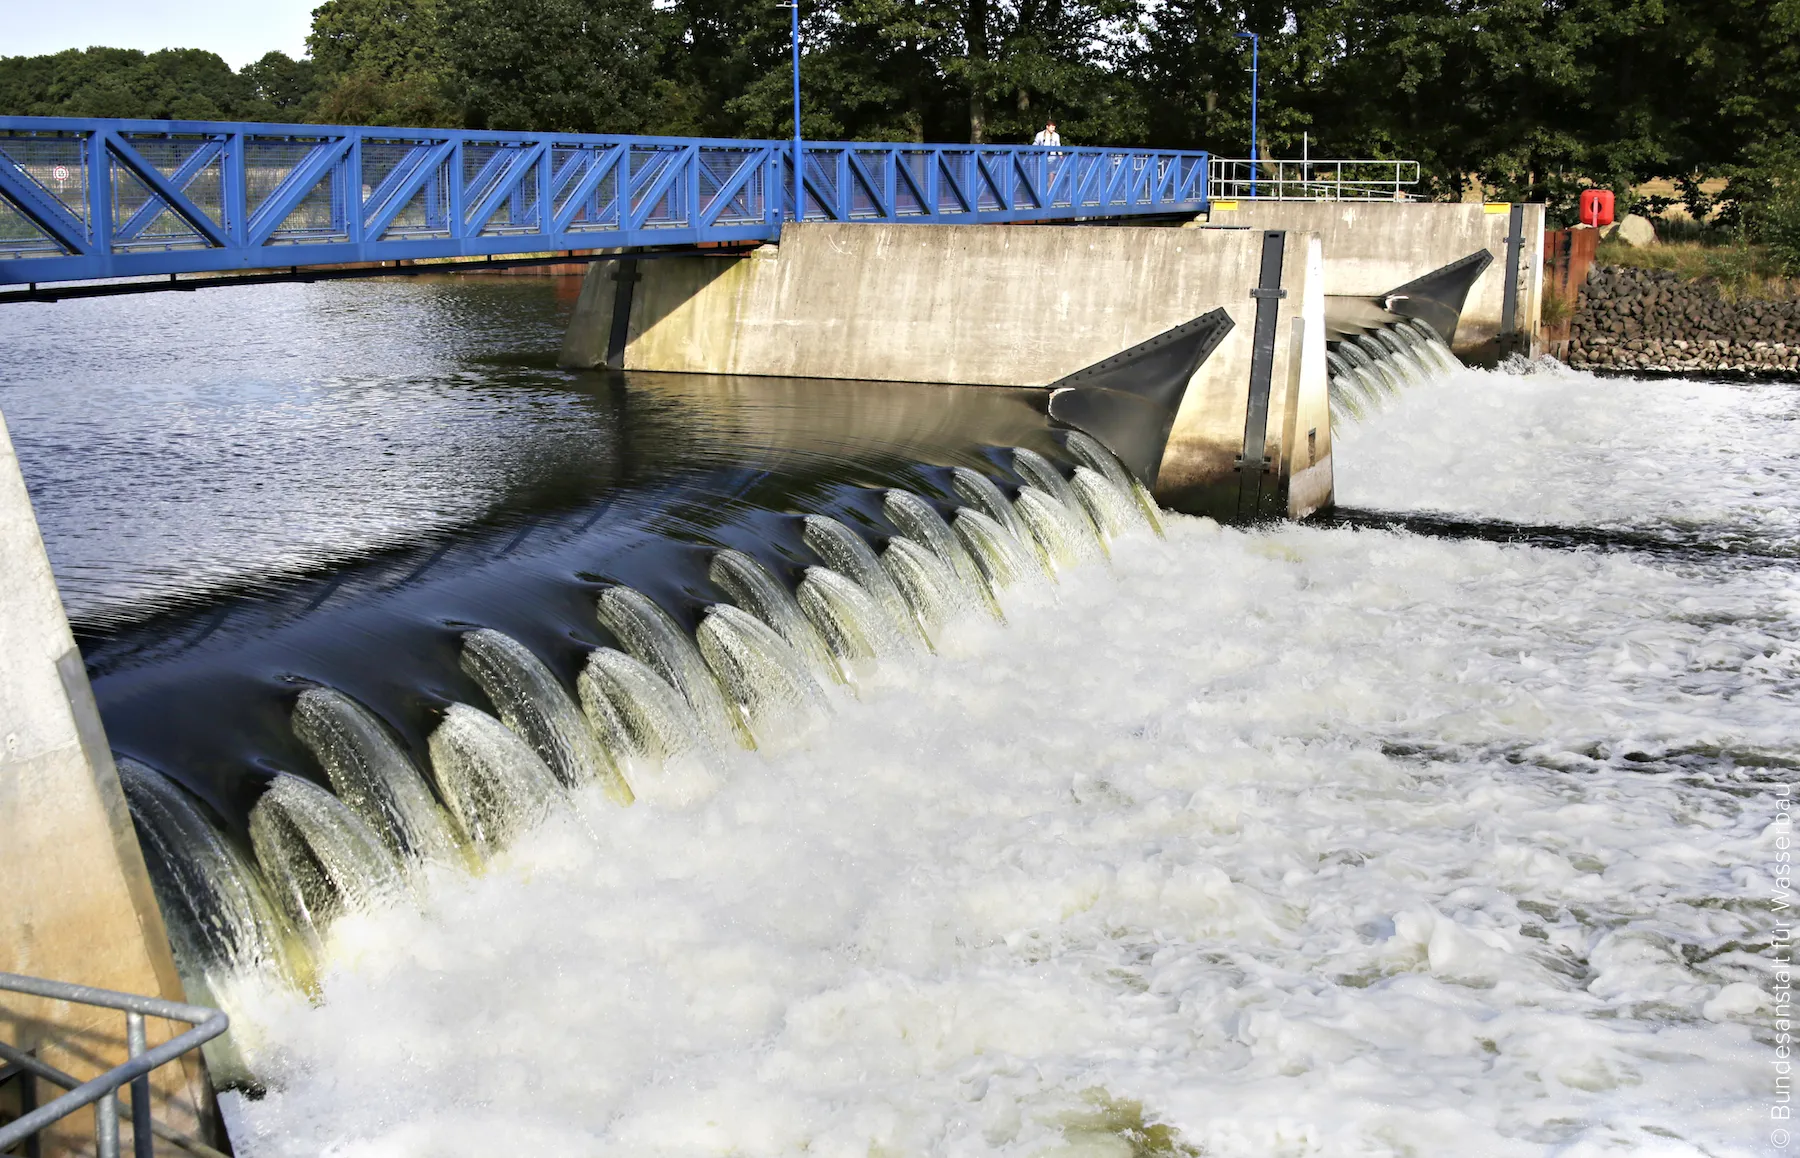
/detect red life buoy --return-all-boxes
[1579,189,1615,228]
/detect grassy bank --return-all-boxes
[1594,236,1798,301]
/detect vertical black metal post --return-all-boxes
[605,258,640,370]
[1236,230,1287,520]
[1499,202,1525,357]
[21,1065,41,1158]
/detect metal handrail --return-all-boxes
[1209,157,1420,202]
[0,972,227,1158]
[0,1043,228,1158]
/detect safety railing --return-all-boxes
[0,972,228,1158]
[0,117,1210,287]
[1208,157,1419,202]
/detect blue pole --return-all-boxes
[791,1,802,221]
[1237,32,1259,199]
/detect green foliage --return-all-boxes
[445,0,678,133]
[0,0,1793,211]
[239,53,321,121]
[0,47,255,120]
[1745,173,1800,277]
[307,0,460,126]
[1595,236,1795,300]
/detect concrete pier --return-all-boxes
[1202,201,1547,359]
[0,410,212,1154]
[562,223,1332,520]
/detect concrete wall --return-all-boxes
[1280,236,1334,518]
[561,222,1329,519]
[1201,201,1548,359]
[0,409,211,1155]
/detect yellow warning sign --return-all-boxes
[1483,203,1512,214]
[1211,200,1239,211]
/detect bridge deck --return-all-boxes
[0,117,1209,290]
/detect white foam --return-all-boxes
[233,367,1786,1157]
[1335,362,1800,547]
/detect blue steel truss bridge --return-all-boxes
[0,117,1211,300]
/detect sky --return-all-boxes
[0,1,317,69]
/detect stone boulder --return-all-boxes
[1608,214,1658,247]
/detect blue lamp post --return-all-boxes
[1236,31,1259,198]
[780,1,803,220]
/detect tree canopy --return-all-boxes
[1,0,1794,219]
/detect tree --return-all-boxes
[0,47,254,121]
[720,1,963,142]
[239,52,321,122]
[2,0,1797,220]
[307,0,460,127]
[443,0,681,134]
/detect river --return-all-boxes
[0,278,1787,1157]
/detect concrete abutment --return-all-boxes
[0,411,215,1156]
[561,222,1335,522]
[1200,200,1547,360]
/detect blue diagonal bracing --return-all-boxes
[0,116,1208,288]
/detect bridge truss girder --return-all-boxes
[0,118,1210,288]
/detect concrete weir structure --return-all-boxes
[561,223,1334,521]
[1203,200,1548,360]
[0,412,213,1154]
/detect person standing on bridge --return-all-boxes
[1032,120,1063,196]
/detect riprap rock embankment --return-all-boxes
[1566,265,1800,375]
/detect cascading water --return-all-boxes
[113,435,1156,1071]
[708,548,839,682]
[27,280,1778,1156]
[1400,318,1462,374]
[596,586,743,749]
[951,465,1031,541]
[115,757,304,1085]
[694,603,831,750]
[800,513,927,649]
[1329,320,1464,423]
[796,564,912,679]
[247,773,410,943]
[881,535,969,641]
[1012,446,1106,546]
[952,507,1046,596]
[461,628,629,802]
[1325,350,1375,421]
[1071,465,1142,542]
[291,687,470,872]
[882,489,994,615]
[1064,430,1164,534]
[425,702,568,854]
[1016,484,1107,567]
[1353,335,1411,394]
[576,647,716,802]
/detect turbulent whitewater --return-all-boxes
[191,362,1790,1157]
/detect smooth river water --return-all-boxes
[0,280,1789,1157]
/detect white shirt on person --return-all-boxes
[1033,129,1061,147]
